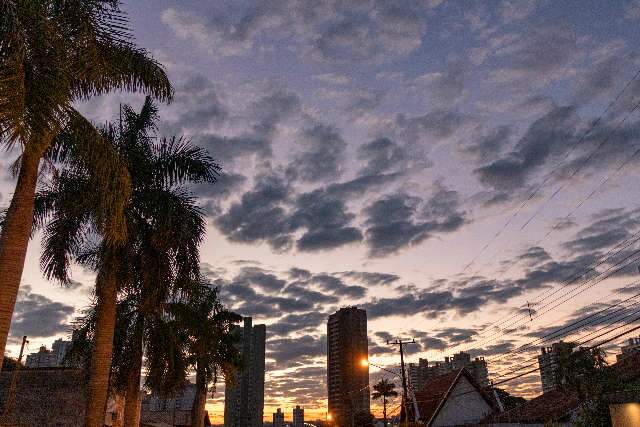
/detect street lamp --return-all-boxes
[360,359,401,378]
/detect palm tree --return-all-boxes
[34,97,217,425]
[169,284,242,427]
[0,0,172,374]
[372,378,398,427]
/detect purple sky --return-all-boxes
[4,0,640,421]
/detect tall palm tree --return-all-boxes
[34,97,217,425]
[166,284,242,427]
[0,0,172,374]
[372,378,398,427]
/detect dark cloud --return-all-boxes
[198,134,271,165]
[357,137,407,177]
[268,312,328,336]
[475,105,578,191]
[364,184,467,256]
[267,334,326,365]
[251,90,301,137]
[162,1,432,63]
[345,89,385,116]
[234,267,287,292]
[214,173,293,251]
[215,172,364,252]
[167,74,227,132]
[339,271,400,286]
[463,126,511,163]
[563,208,640,255]
[396,110,471,142]
[490,24,578,84]
[9,285,75,339]
[288,124,347,183]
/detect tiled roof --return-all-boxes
[488,389,580,423]
[489,349,640,423]
[415,369,497,425]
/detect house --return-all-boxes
[488,351,640,426]
[415,368,498,426]
[0,368,123,426]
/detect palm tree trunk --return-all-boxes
[84,262,119,427]
[123,319,144,427]
[383,395,388,427]
[191,360,207,427]
[0,149,42,369]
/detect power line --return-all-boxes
[449,226,640,355]
[459,67,640,275]
[456,245,640,354]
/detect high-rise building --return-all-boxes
[327,307,369,426]
[224,317,266,427]
[408,352,488,391]
[273,408,284,427]
[538,341,574,394]
[616,337,640,362]
[293,405,304,427]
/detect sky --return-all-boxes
[4,0,640,423]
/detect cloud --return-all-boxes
[475,105,578,191]
[357,137,407,177]
[364,183,467,256]
[9,285,75,339]
[489,24,579,85]
[162,1,434,64]
[288,124,347,183]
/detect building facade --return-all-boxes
[224,317,266,427]
[616,337,640,362]
[273,409,284,427]
[25,337,74,368]
[408,352,488,392]
[327,307,369,426]
[538,341,574,394]
[293,405,304,427]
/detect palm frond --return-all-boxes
[153,136,221,187]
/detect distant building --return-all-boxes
[616,337,640,362]
[224,317,266,427]
[408,352,489,391]
[327,306,369,426]
[293,405,304,427]
[25,337,74,368]
[538,341,574,394]
[273,408,284,427]
[25,345,58,368]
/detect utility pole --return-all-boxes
[3,335,28,417]
[387,338,417,425]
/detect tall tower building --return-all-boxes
[537,341,574,394]
[273,409,284,427]
[327,307,369,426]
[293,405,304,427]
[224,317,266,427]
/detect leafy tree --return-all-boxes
[167,284,242,427]
[372,378,398,427]
[0,3,171,424]
[34,97,217,424]
[353,409,375,427]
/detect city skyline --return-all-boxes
[4,0,640,422]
